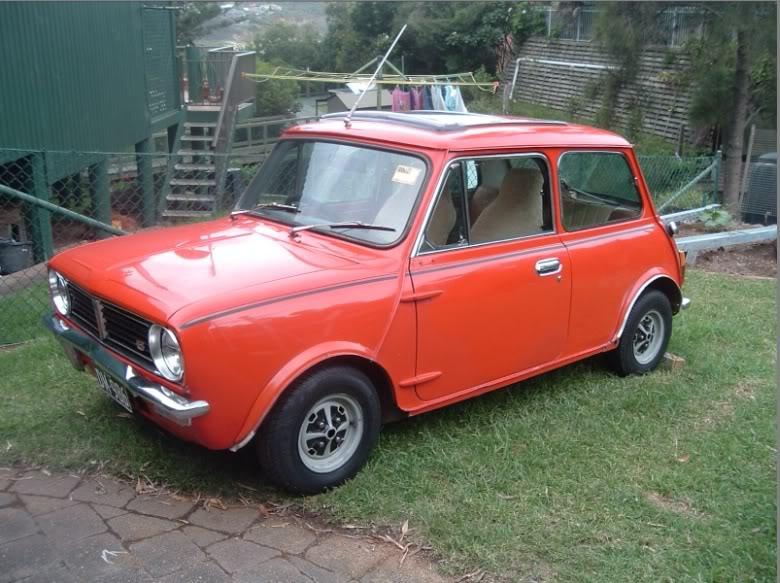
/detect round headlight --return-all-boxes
[48,270,70,316]
[148,325,184,382]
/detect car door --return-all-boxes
[408,153,571,403]
[555,149,666,357]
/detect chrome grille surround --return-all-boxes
[65,283,155,369]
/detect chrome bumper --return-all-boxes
[681,297,691,310]
[44,314,209,425]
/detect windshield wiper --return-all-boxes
[289,221,396,238]
[231,202,301,220]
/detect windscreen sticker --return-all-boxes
[392,165,422,185]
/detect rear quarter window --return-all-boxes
[558,151,643,230]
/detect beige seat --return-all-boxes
[561,196,614,229]
[470,168,544,244]
[469,185,498,224]
[425,189,457,247]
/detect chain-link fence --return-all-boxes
[0,142,719,345]
[541,5,703,47]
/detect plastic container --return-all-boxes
[0,239,34,275]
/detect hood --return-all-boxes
[50,217,378,324]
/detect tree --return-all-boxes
[252,22,323,69]
[684,2,777,213]
[176,2,220,45]
[253,61,299,117]
[317,2,543,77]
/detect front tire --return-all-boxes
[256,366,381,495]
[609,290,672,376]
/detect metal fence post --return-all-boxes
[89,157,111,238]
[135,138,156,227]
[26,152,54,261]
[711,149,722,206]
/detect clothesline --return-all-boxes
[242,67,497,92]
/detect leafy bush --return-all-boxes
[701,208,735,231]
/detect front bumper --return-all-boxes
[44,314,209,425]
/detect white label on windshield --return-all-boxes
[392,165,421,185]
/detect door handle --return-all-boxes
[535,258,562,276]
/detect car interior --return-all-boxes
[423,156,552,250]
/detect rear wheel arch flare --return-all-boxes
[616,275,682,341]
[645,276,683,314]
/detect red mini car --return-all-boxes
[46,112,689,493]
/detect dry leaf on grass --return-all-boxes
[400,519,409,542]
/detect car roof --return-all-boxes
[285,111,632,151]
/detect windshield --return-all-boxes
[236,140,427,245]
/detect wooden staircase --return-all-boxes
[162,108,220,220]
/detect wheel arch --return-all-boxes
[230,348,404,451]
[614,273,682,342]
[301,355,406,425]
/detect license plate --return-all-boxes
[95,368,133,413]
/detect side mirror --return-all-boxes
[666,221,679,237]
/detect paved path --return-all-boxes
[0,468,449,583]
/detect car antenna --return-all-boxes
[344,24,407,129]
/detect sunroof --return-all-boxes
[321,110,567,131]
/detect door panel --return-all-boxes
[560,220,669,356]
[409,234,571,402]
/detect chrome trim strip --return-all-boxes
[614,275,683,341]
[44,314,209,425]
[412,152,555,257]
[229,429,257,452]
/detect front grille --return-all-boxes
[65,283,154,368]
[68,284,99,337]
[103,303,154,367]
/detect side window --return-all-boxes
[468,155,552,244]
[558,152,643,230]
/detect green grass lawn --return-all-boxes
[0,270,775,581]
[0,282,48,345]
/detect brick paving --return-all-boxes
[0,468,450,583]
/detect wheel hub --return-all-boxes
[632,309,665,365]
[298,394,364,473]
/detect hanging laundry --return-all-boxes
[431,85,447,111]
[410,87,424,110]
[391,86,411,112]
[421,86,433,110]
[444,85,468,113]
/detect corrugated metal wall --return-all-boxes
[0,2,178,182]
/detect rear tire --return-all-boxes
[256,365,381,495]
[609,290,672,376]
